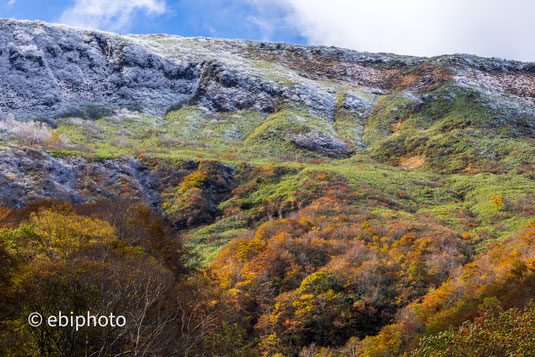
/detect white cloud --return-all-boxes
[247,15,275,41]
[263,0,535,61]
[7,0,16,6]
[59,0,166,32]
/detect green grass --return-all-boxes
[241,106,348,159]
[186,215,250,265]
[365,83,535,172]
[46,116,535,251]
[419,172,535,243]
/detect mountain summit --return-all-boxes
[1,19,534,165]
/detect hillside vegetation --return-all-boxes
[0,19,534,356]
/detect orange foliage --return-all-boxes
[211,197,471,355]
[357,220,535,356]
[0,204,13,228]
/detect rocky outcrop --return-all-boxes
[0,19,201,121]
[0,147,238,229]
[0,147,162,208]
[291,130,351,157]
[195,60,281,113]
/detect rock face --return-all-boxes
[0,19,201,121]
[0,146,240,229]
[0,147,163,209]
[291,131,351,157]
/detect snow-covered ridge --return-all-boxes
[0,18,534,123]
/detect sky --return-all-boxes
[1,0,534,61]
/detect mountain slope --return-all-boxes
[0,19,535,357]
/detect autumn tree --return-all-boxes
[0,200,210,356]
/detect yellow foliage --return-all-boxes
[30,209,116,258]
[43,131,63,148]
[490,194,504,211]
[358,323,403,357]
[235,238,266,262]
[180,170,209,192]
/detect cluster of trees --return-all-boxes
[0,200,230,356]
[335,219,535,356]
[413,302,535,356]
[210,196,472,355]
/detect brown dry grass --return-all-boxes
[400,155,426,169]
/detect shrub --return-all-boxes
[490,194,504,211]
[413,302,535,357]
[181,170,209,192]
[0,118,51,145]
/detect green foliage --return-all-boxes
[413,302,535,357]
[366,84,535,173]
[187,214,249,266]
[242,107,344,159]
